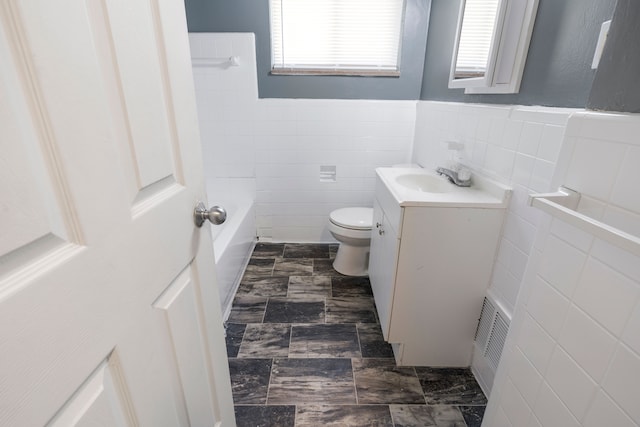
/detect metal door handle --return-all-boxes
[194,202,227,227]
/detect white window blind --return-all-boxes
[269,0,404,74]
[454,0,500,77]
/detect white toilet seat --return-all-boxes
[328,220,371,240]
[329,207,373,230]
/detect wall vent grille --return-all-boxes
[485,311,509,370]
[474,297,495,349]
[474,294,511,374]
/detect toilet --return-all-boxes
[328,207,374,276]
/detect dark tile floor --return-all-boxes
[226,243,487,427]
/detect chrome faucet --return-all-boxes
[436,166,472,187]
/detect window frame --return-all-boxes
[449,0,539,94]
[448,0,507,89]
[268,0,406,77]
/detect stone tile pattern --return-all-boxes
[227,243,486,427]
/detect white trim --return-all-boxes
[449,0,508,89]
[451,0,539,94]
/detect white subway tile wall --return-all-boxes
[484,112,640,426]
[507,346,543,406]
[254,98,415,241]
[412,101,574,313]
[190,33,259,204]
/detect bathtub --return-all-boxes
[208,190,256,320]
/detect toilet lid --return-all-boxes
[329,207,373,230]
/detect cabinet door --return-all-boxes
[369,199,400,341]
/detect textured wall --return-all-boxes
[420,0,617,107]
[588,0,640,113]
[185,0,616,105]
[184,0,431,100]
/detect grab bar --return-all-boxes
[529,186,640,257]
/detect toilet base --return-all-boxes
[333,244,370,277]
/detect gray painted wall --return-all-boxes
[184,0,431,100]
[184,0,618,107]
[420,0,617,107]
[588,0,640,113]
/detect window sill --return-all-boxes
[270,68,400,77]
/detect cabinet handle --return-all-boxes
[378,229,385,235]
[376,222,382,228]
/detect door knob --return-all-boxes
[194,202,227,227]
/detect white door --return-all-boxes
[0,1,235,426]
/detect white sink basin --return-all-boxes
[394,174,452,193]
[376,167,512,208]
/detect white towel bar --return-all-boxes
[192,56,240,68]
[529,187,640,257]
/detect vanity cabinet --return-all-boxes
[369,171,508,367]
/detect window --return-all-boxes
[449,0,539,94]
[453,0,501,80]
[269,0,405,76]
